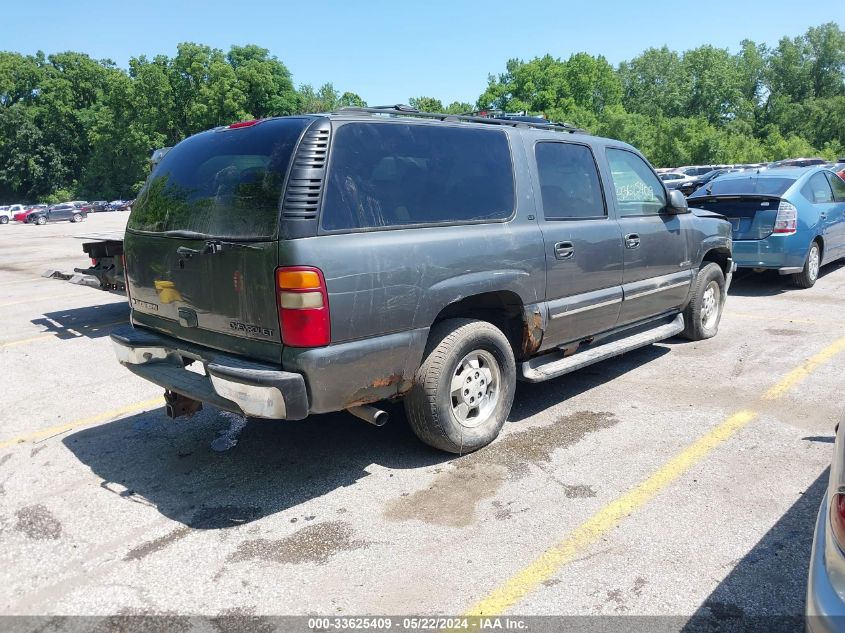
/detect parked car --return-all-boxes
[28,203,88,225]
[111,109,734,453]
[806,413,845,631]
[14,204,47,222]
[107,199,130,211]
[678,165,717,177]
[768,157,827,169]
[81,201,109,213]
[688,168,845,288]
[659,172,697,189]
[677,169,738,197]
[0,206,10,225]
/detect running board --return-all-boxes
[520,314,685,383]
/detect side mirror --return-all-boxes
[666,189,689,214]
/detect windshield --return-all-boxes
[128,118,309,239]
[690,176,795,197]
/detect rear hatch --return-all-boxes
[687,175,797,240]
[124,117,311,363]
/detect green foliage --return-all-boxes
[0,23,843,202]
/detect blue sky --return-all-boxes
[4,1,840,106]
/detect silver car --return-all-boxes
[807,416,845,631]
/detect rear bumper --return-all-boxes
[732,237,809,272]
[111,325,309,420]
[806,493,845,632]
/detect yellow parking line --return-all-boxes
[0,397,164,449]
[0,319,126,349]
[468,410,758,616]
[465,334,845,616]
[0,277,51,287]
[0,334,53,348]
[0,292,85,309]
[763,336,845,400]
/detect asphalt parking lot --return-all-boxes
[1,213,843,626]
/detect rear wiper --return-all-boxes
[176,240,262,259]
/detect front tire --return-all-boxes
[71,213,82,223]
[792,241,821,289]
[0,216,7,225]
[404,318,516,454]
[681,263,725,341]
[35,216,46,225]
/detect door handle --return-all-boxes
[820,212,827,220]
[554,241,575,260]
[624,233,641,249]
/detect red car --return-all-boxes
[14,205,47,222]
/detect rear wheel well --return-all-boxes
[432,291,526,359]
[701,248,732,277]
[813,236,824,259]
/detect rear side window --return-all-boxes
[129,118,309,239]
[826,172,845,202]
[321,123,514,231]
[535,142,605,219]
[801,173,834,203]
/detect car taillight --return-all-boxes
[773,200,798,235]
[830,492,845,552]
[275,266,330,347]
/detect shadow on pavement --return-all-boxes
[32,301,128,340]
[728,259,845,298]
[682,467,828,632]
[62,342,671,529]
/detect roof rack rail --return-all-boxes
[334,105,585,134]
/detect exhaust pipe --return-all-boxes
[348,405,388,427]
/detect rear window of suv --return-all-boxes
[321,122,515,231]
[129,118,309,239]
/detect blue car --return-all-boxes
[687,167,845,288]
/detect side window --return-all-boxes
[825,172,845,202]
[321,123,515,231]
[801,173,834,203]
[606,148,666,216]
[535,142,606,220]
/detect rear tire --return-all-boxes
[404,318,516,454]
[681,263,725,341]
[792,241,820,289]
[0,216,7,225]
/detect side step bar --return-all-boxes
[520,314,685,383]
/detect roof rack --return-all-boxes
[334,105,585,134]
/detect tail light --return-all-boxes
[773,200,798,235]
[831,491,845,552]
[275,266,330,347]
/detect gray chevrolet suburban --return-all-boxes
[111,107,734,453]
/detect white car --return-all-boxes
[658,172,697,189]
[0,206,10,225]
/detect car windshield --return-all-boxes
[691,176,796,197]
[129,118,308,239]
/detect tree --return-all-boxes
[408,96,444,112]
